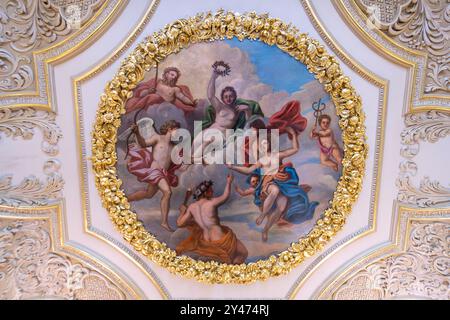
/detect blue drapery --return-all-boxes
[248,166,318,224]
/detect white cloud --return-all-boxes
[144,42,259,101]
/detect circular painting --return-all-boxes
[93,11,365,283]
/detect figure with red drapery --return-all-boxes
[126,120,186,232]
[125,66,197,115]
[230,100,318,241]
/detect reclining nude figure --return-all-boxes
[176,174,248,264]
[125,66,197,115]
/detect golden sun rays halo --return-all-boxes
[91,10,367,284]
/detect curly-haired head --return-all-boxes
[318,114,331,124]
[221,86,237,105]
[193,180,214,200]
[159,120,181,135]
[162,67,181,86]
[163,66,181,78]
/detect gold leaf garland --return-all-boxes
[91,10,367,284]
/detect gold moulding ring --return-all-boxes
[91,10,367,284]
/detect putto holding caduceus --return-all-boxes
[309,99,342,171]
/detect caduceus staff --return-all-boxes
[312,98,326,127]
[125,62,159,159]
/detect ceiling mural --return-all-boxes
[0,0,448,299]
[93,10,366,283]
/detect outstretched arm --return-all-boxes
[134,126,147,147]
[177,205,192,227]
[177,163,190,172]
[145,134,159,147]
[207,71,221,107]
[310,125,318,139]
[227,163,260,175]
[175,88,196,107]
[279,127,300,160]
[132,125,158,148]
[316,128,332,137]
[134,81,156,98]
[235,185,255,197]
[212,174,233,206]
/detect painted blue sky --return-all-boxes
[226,37,334,169]
[225,38,316,94]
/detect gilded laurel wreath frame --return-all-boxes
[92,10,367,284]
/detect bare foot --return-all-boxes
[262,231,268,242]
[256,214,265,225]
[277,218,294,227]
[333,163,338,172]
[161,222,174,232]
[300,184,312,193]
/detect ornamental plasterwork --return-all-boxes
[0,0,104,93]
[0,107,62,156]
[397,110,450,207]
[0,0,446,299]
[334,0,449,109]
[320,209,450,300]
[400,111,450,157]
[0,160,64,207]
[397,177,450,207]
[49,0,105,25]
[355,0,450,95]
[0,218,128,300]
